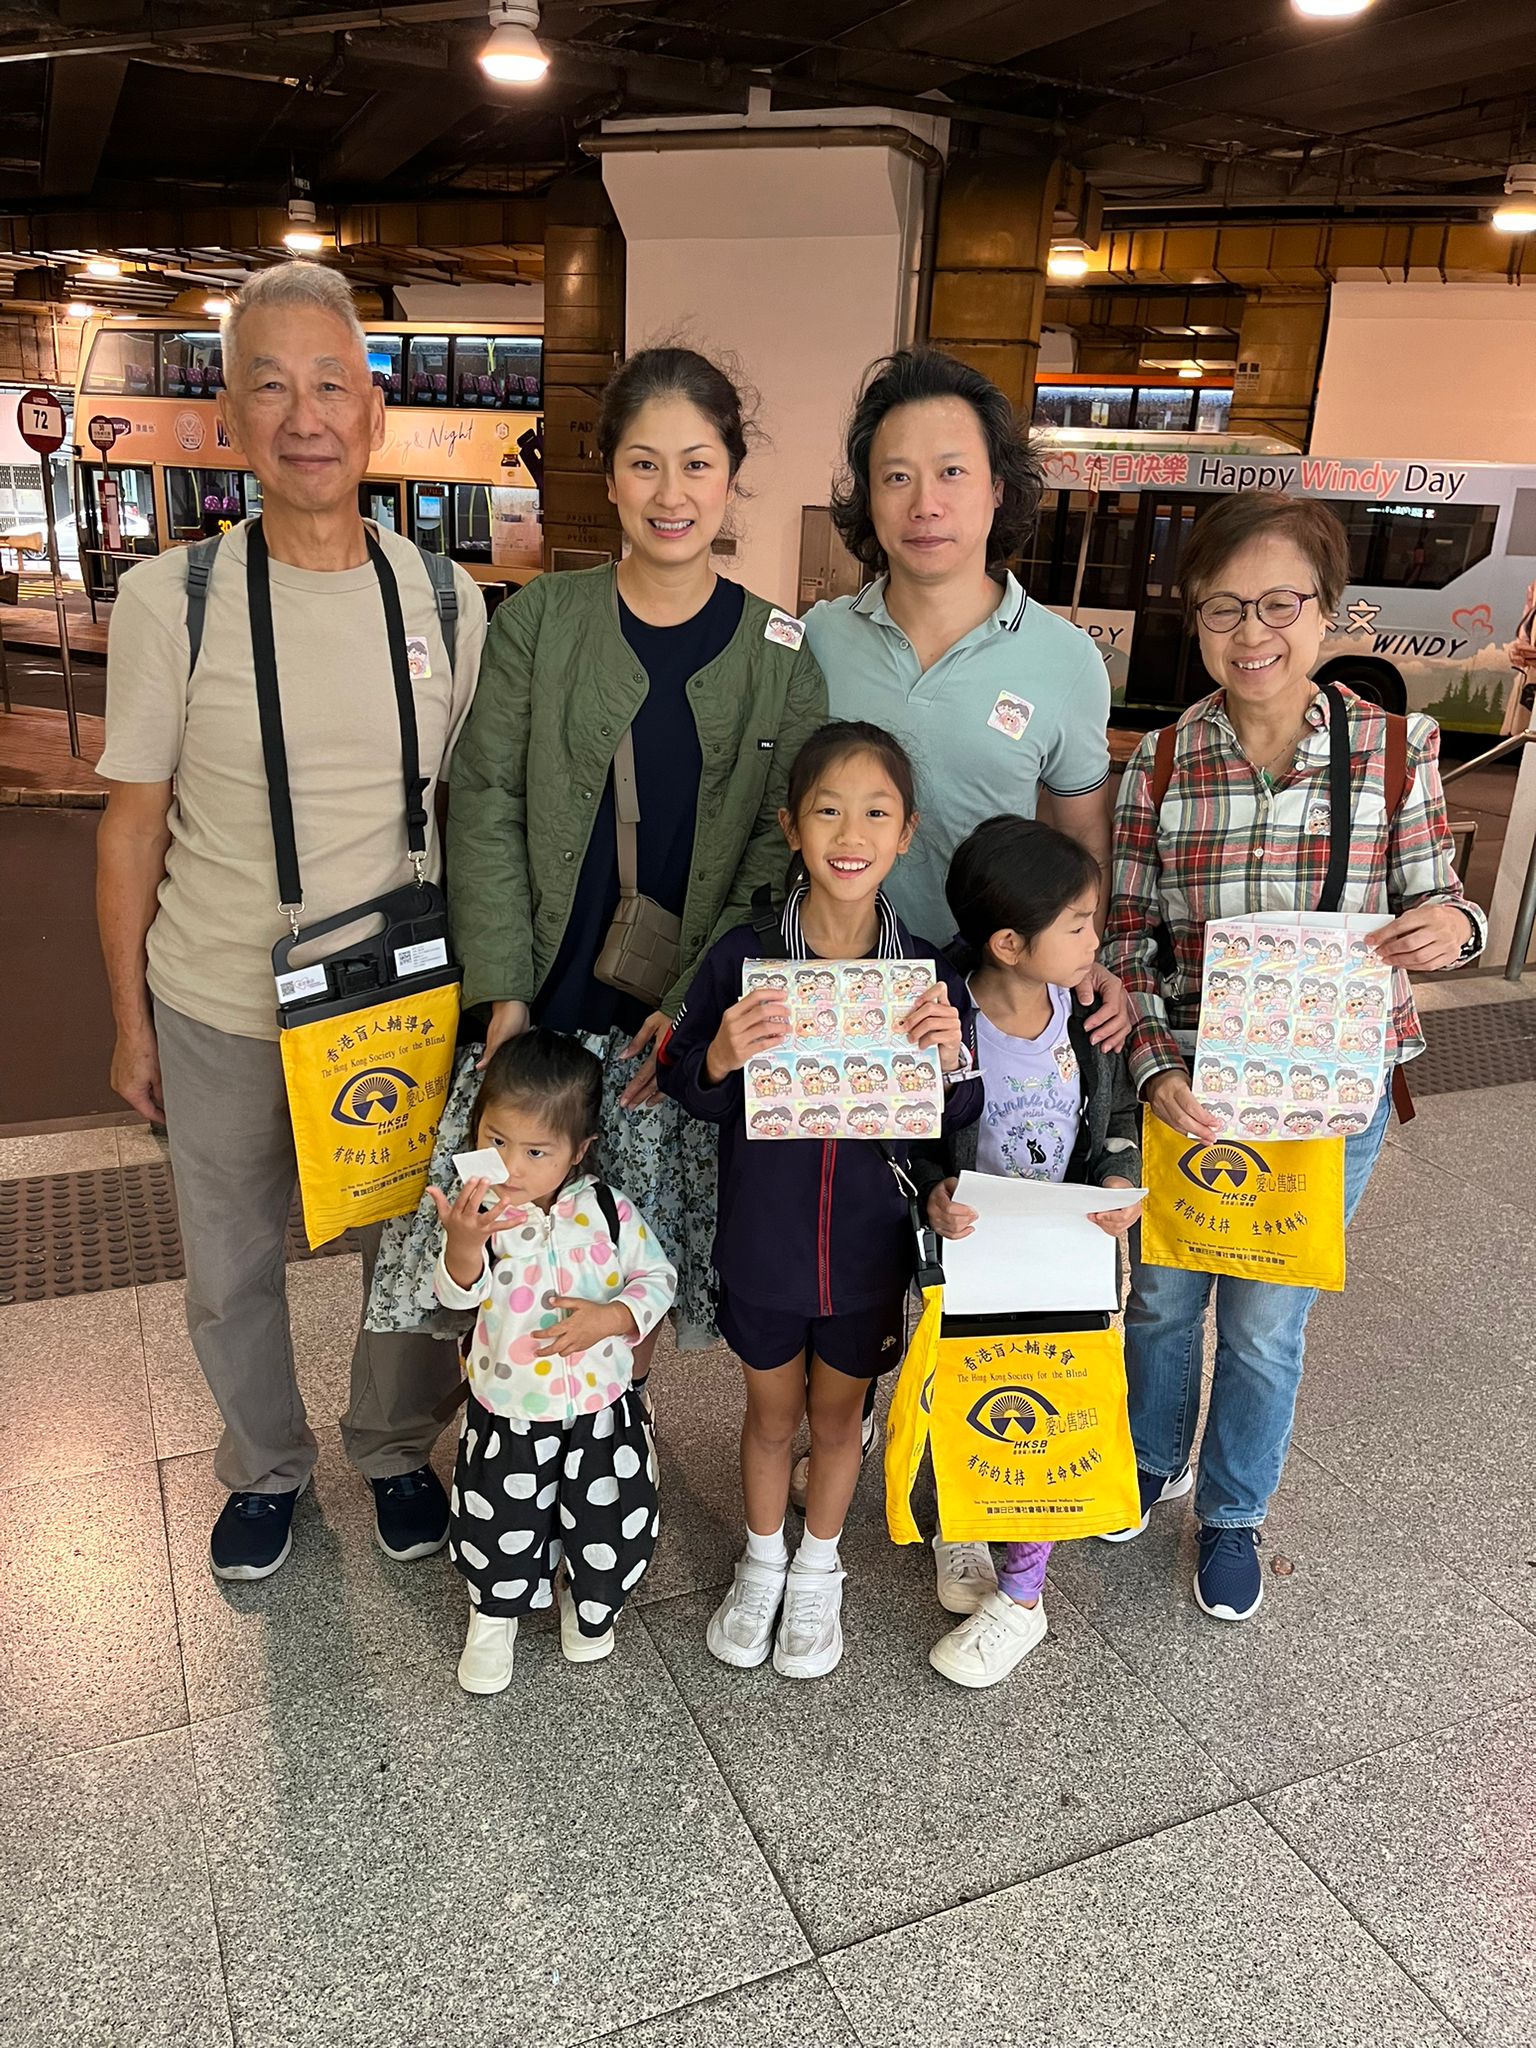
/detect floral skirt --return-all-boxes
[364,1029,720,1349]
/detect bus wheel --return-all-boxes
[1315,656,1407,716]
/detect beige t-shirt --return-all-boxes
[97,519,486,1041]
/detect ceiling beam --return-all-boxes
[41,54,126,195]
[322,82,471,181]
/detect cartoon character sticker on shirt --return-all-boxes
[987,691,1034,741]
[406,636,432,682]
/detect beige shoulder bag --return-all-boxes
[592,725,683,1007]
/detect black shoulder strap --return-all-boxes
[1316,681,1354,915]
[750,884,788,958]
[592,1182,621,1242]
[418,543,458,673]
[183,533,224,673]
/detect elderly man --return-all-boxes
[95,261,485,1581]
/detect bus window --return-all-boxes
[454,338,496,408]
[408,337,450,407]
[109,465,157,549]
[1196,388,1233,434]
[1133,389,1198,433]
[1033,383,1133,431]
[167,467,244,540]
[410,483,449,552]
[160,331,224,401]
[452,483,493,558]
[498,336,542,409]
[82,327,158,397]
[366,335,404,405]
[1334,500,1499,590]
[362,483,402,531]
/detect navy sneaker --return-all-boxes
[210,1488,302,1581]
[372,1465,450,1562]
[1098,1464,1194,1544]
[1195,1526,1264,1621]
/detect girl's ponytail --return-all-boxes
[945,815,1102,966]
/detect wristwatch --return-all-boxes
[941,1041,975,1088]
[1452,904,1483,964]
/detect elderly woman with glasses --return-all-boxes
[1100,492,1484,1624]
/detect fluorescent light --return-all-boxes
[480,2,548,82]
[1047,241,1091,281]
[1493,164,1536,233]
[1179,363,1202,379]
[65,301,94,318]
[204,295,233,316]
[283,230,325,253]
[1292,0,1375,17]
[83,257,121,279]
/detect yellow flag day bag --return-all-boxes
[1139,1111,1346,1292]
[885,1232,1139,1546]
[242,519,462,1248]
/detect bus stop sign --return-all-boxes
[17,388,65,456]
[87,414,119,451]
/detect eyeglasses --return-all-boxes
[1196,588,1318,633]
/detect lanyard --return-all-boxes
[246,518,430,934]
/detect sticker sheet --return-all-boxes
[1191,912,1393,1142]
[741,958,942,1141]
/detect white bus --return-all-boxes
[1027,433,1536,736]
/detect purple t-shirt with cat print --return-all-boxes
[973,982,1082,1184]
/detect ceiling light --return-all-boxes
[1291,0,1375,17]
[1493,163,1536,234]
[1047,240,1091,281]
[65,302,94,318]
[83,257,121,279]
[283,190,327,254]
[283,230,325,253]
[204,295,233,316]
[1179,362,1202,379]
[480,1,549,83]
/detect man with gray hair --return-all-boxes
[96,260,486,1580]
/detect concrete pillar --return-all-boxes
[1229,287,1328,450]
[541,170,626,566]
[597,110,942,608]
[927,150,1058,412]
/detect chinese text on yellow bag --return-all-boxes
[1139,1110,1345,1292]
[886,1288,1140,1545]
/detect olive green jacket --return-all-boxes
[448,565,829,1019]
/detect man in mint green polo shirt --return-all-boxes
[805,347,1117,959]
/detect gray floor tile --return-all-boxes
[1047,1447,1536,1796]
[159,1426,465,1722]
[1344,1129,1471,1236]
[1,1729,233,2048]
[0,1288,155,1487]
[192,1641,809,2048]
[138,1254,364,1461]
[822,1802,1463,2048]
[641,1513,1236,1953]
[1390,1078,1536,1192]
[0,1126,120,1177]
[0,1462,184,1765]
[582,1965,857,2048]
[1265,1698,1536,2048]
[115,1121,170,1166]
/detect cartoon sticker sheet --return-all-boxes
[1192,912,1393,1143]
[741,958,942,1141]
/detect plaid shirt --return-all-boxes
[1103,687,1486,1093]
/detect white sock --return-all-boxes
[794,1527,842,1574]
[745,1523,788,1568]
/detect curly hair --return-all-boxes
[829,348,1044,571]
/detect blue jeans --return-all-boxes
[1124,1090,1392,1529]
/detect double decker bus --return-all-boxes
[1028,431,1536,736]
[70,315,545,608]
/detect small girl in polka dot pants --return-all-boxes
[429,1031,676,1695]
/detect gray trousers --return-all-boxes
[154,1000,460,1495]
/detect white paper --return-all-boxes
[452,1146,509,1185]
[940,1171,1144,1316]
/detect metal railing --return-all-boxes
[1443,729,1536,982]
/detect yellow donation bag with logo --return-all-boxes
[885,1263,1140,1546]
[1139,1111,1346,1292]
[240,517,462,1248]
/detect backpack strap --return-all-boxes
[1383,708,1409,821]
[750,883,789,958]
[591,1181,621,1243]
[182,533,225,673]
[1148,721,1179,811]
[416,542,458,674]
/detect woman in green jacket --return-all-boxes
[370,347,827,1351]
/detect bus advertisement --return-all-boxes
[71,317,545,602]
[1028,436,1536,735]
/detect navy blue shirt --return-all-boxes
[534,576,746,1036]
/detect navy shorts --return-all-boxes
[716,1285,907,1379]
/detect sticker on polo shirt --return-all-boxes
[987,690,1034,740]
[764,608,806,651]
[405,635,432,682]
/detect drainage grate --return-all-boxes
[1411,998,1536,1097]
[0,1160,360,1306]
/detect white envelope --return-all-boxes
[939,1171,1145,1317]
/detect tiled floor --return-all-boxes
[3,1087,1533,2048]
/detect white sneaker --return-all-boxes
[929,1589,1048,1688]
[933,1537,999,1615]
[1098,1467,1195,1544]
[773,1565,846,1679]
[706,1555,788,1668]
[789,1407,877,1515]
[457,1611,517,1694]
[558,1578,614,1664]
